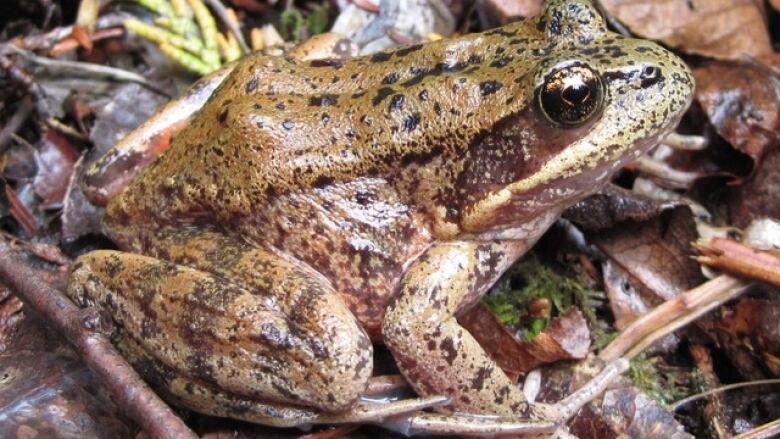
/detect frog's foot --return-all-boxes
[68,241,374,416]
[380,358,629,436]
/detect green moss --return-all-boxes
[482,256,606,342]
[280,4,330,42]
[627,354,700,405]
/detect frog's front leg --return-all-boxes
[383,240,532,415]
[382,240,628,433]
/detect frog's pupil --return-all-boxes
[561,82,590,106]
[538,65,603,126]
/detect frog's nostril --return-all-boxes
[639,65,662,89]
[641,66,659,78]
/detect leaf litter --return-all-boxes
[0,0,779,438]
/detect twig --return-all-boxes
[202,0,250,53]
[696,238,780,287]
[662,133,709,151]
[732,418,780,439]
[6,46,170,97]
[0,53,44,100]
[0,97,35,153]
[671,379,780,411]
[634,155,699,189]
[599,275,750,361]
[4,13,130,52]
[0,240,198,439]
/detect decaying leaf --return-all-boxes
[569,385,693,438]
[460,304,590,381]
[0,314,134,439]
[694,61,780,166]
[600,0,772,61]
[592,206,704,303]
[33,128,79,209]
[717,299,780,375]
[728,145,780,228]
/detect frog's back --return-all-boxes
[106,20,551,230]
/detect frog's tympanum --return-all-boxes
[68,0,693,434]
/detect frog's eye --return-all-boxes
[538,64,604,126]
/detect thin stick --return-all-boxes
[202,0,250,53]
[0,240,198,439]
[670,379,780,411]
[0,97,35,153]
[7,46,169,96]
[600,275,749,361]
[732,418,780,439]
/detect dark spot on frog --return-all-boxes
[309,59,343,68]
[275,103,286,111]
[433,102,441,116]
[382,72,400,85]
[186,351,216,382]
[272,382,300,401]
[282,120,294,130]
[471,365,492,390]
[321,113,330,124]
[389,94,405,112]
[245,78,258,94]
[400,145,441,166]
[372,87,395,106]
[402,112,421,132]
[439,337,457,365]
[479,80,503,96]
[547,9,563,35]
[370,51,393,63]
[396,43,423,57]
[308,94,338,107]
[418,89,429,101]
[184,382,195,395]
[217,109,229,125]
[350,73,359,80]
[489,57,513,68]
[484,27,515,38]
[211,146,224,157]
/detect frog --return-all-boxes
[66,0,694,435]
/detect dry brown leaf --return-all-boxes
[592,206,704,303]
[33,128,79,209]
[718,299,780,375]
[694,61,780,166]
[728,145,780,228]
[459,304,590,381]
[600,0,772,61]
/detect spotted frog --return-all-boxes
[67,0,693,434]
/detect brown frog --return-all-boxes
[67,0,693,435]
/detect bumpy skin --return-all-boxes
[68,0,693,426]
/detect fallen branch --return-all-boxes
[696,237,780,287]
[0,240,198,439]
[599,275,750,361]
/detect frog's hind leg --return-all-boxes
[68,239,373,417]
[114,333,448,428]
